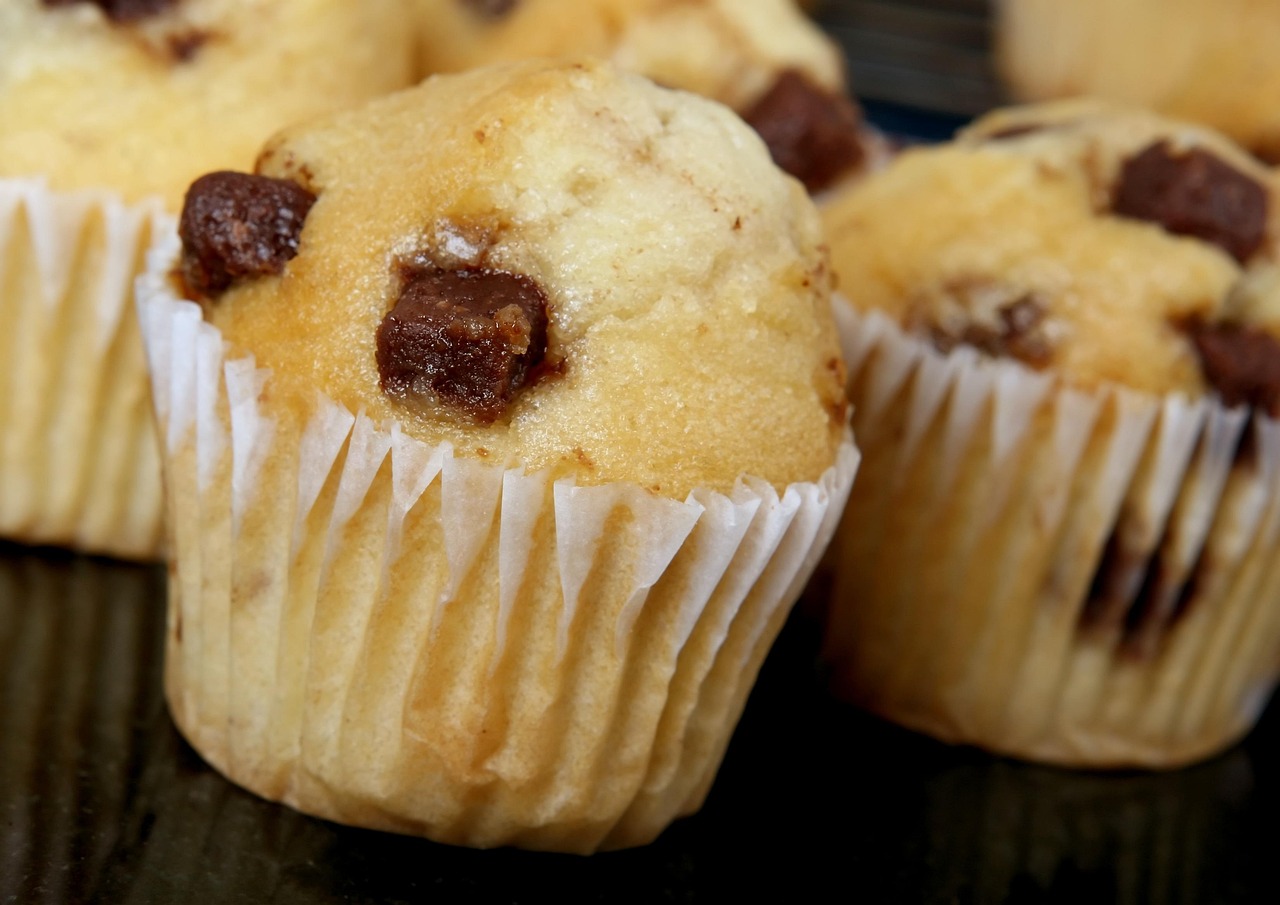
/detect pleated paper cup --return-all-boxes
[0,178,167,560]
[137,236,858,853]
[826,299,1280,769]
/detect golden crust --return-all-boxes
[413,0,845,112]
[0,0,415,209]
[207,59,846,497]
[824,99,1280,397]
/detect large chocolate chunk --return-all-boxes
[1112,141,1269,263]
[42,0,177,23]
[742,69,865,194]
[376,267,549,423]
[928,296,1054,368]
[1186,320,1280,415]
[179,172,316,299]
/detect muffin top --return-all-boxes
[413,0,866,192]
[824,99,1280,408]
[179,59,846,497]
[0,0,414,209]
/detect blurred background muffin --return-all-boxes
[2,0,415,209]
[821,99,1280,768]
[0,0,415,559]
[997,0,1280,163]
[413,0,878,193]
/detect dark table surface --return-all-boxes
[3,544,1280,905]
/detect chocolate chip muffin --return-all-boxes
[822,99,1280,768]
[0,0,414,559]
[137,58,857,851]
[413,0,874,193]
[997,0,1280,163]
[2,0,414,209]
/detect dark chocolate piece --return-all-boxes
[929,296,1054,368]
[42,0,177,23]
[742,69,865,194]
[178,171,316,299]
[1112,141,1269,264]
[460,0,517,18]
[1080,530,1199,661]
[1186,320,1280,415]
[376,267,549,423]
[166,29,209,62]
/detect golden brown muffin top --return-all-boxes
[0,0,415,210]
[181,59,847,497]
[413,0,867,191]
[825,99,1280,407]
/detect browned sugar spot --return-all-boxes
[1185,320,1280,415]
[42,0,178,23]
[178,171,316,300]
[376,266,550,424]
[742,69,865,193]
[929,296,1054,368]
[1112,141,1269,264]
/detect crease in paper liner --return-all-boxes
[139,269,860,843]
[2,179,160,321]
[830,295,1268,602]
[830,295,1259,528]
[0,178,170,558]
[827,294,1280,763]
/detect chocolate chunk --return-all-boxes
[742,69,865,193]
[460,0,517,18]
[42,0,177,23]
[1081,530,1199,661]
[178,171,316,299]
[1186,320,1280,415]
[166,29,209,62]
[929,296,1054,368]
[1112,141,1269,263]
[376,267,550,423]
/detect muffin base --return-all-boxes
[826,301,1280,769]
[0,179,167,560]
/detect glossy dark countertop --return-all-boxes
[2,545,1279,904]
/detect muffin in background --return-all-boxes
[413,0,879,193]
[0,0,414,559]
[138,59,857,852]
[822,98,1280,769]
[997,0,1280,163]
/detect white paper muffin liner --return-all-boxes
[137,235,859,852]
[0,179,168,560]
[826,299,1280,768]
